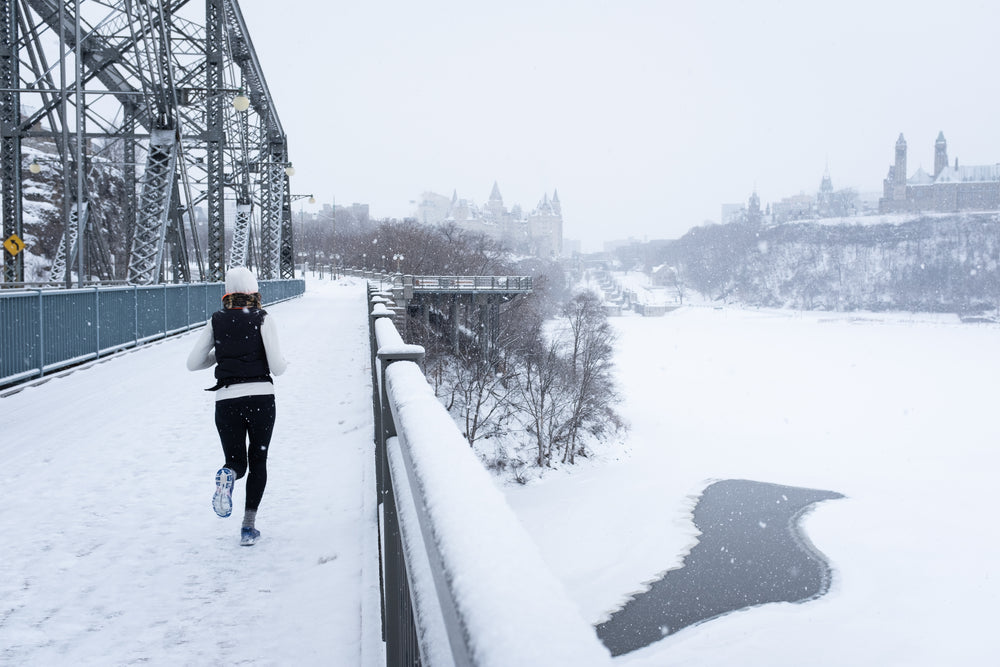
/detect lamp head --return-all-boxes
[233,92,250,112]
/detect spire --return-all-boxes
[489,181,503,203]
[820,161,833,193]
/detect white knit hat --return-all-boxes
[225,266,259,294]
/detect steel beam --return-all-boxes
[1,0,22,283]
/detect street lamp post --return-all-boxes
[393,253,404,272]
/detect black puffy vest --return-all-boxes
[211,307,271,385]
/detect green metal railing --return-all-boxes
[0,279,304,387]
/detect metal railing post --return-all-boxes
[377,349,424,667]
[94,286,100,356]
[367,285,390,642]
[37,289,44,377]
[369,295,395,497]
[133,284,139,346]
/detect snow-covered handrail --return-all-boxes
[368,286,611,666]
[341,269,533,294]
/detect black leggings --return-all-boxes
[214,395,276,512]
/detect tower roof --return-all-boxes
[820,168,833,193]
[489,181,503,202]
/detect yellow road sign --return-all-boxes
[3,234,26,256]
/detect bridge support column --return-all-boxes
[450,296,459,355]
[475,294,501,362]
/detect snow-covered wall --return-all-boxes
[384,361,612,665]
[372,293,612,665]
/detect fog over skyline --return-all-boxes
[239,0,1000,250]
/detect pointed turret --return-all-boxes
[551,189,561,216]
[894,133,907,187]
[820,163,833,194]
[536,192,552,214]
[485,181,506,221]
[934,131,948,178]
[489,181,503,203]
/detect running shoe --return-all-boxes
[240,526,261,546]
[213,467,235,518]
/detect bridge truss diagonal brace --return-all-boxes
[259,149,286,280]
[229,202,252,269]
[127,129,178,285]
[50,202,89,284]
[280,173,295,279]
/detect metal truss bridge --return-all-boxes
[1,0,297,287]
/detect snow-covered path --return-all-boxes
[1,277,380,666]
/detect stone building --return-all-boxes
[880,132,1000,213]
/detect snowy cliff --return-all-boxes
[658,213,1000,314]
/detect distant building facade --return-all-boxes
[414,182,564,258]
[767,165,864,224]
[880,132,1000,213]
[721,203,744,224]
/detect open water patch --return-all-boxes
[596,479,843,656]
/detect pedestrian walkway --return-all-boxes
[0,277,381,665]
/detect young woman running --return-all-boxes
[187,267,288,545]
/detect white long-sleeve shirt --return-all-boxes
[186,313,288,400]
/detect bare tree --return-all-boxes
[447,350,517,445]
[560,291,622,462]
[512,321,570,466]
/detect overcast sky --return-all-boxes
[238,0,1000,250]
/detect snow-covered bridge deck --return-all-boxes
[1,278,382,665]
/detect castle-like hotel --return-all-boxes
[414,183,563,258]
[879,132,1000,213]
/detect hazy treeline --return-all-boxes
[643,214,1000,313]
